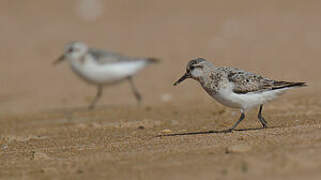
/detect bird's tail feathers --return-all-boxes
[272,81,307,90]
[145,57,160,64]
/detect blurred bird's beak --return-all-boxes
[53,54,65,65]
[173,73,191,86]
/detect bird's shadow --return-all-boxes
[155,126,278,137]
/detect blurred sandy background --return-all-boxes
[1,0,320,114]
[1,1,321,180]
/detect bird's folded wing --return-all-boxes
[89,48,125,64]
[89,48,146,65]
[225,67,305,94]
[224,67,275,94]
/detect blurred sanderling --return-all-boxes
[174,58,306,132]
[54,41,159,109]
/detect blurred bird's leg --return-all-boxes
[89,85,103,110]
[127,76,142,104]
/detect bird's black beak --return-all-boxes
[53,54,65,65]
[173,73,191,86]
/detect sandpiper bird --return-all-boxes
[54,41,159,109]
[174,58,306,132]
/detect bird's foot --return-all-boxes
[258,116,268,128]
[262,124,268,128]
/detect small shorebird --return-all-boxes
[174,58,306,132]
[54,41,159,109]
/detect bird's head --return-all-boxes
[174,58,213,86]
[54,41,89,65]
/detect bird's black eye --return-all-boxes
[190,66,195,70]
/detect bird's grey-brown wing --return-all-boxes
[223,67,306,94]
[89,48,159,65]
[89,48,126,64]
[225,68,272,94]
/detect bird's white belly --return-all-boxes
[70,61,146,84]
[213,86,287,110]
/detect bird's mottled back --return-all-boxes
[89,48,124,64]
[218,67,306,94]
[88,48,159,65]
[221,67,273,94]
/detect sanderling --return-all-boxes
[174,58,306,132]
[54,41,159,109]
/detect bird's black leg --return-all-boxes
[89,85,103,110]
[258,104,268,128]
[226,111,245,132]
[127,76,142,104]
